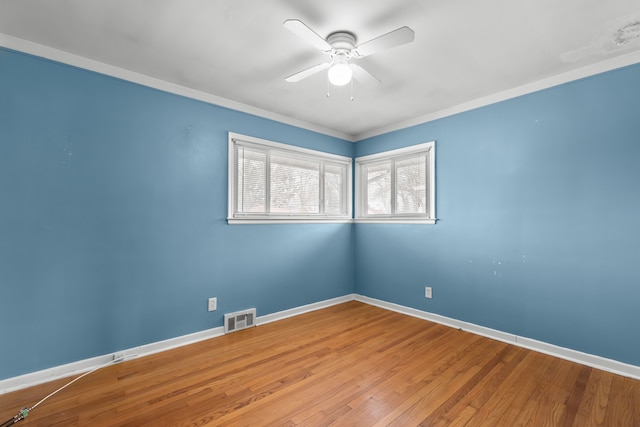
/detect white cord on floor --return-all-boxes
[3,353,137,425]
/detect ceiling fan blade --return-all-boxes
[354,26,415,57]
[350,64,381,88]
[284,19,332,51]
[285,63,330,82]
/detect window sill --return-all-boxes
[227,217,353,225]
[354,218,437,225]
[227,217,437,225]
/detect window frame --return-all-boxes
[355,141,436,224]
[228,132,352,224]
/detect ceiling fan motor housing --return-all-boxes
[327,32,357,52]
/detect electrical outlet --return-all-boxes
[425,287,432,299]
[208,297,217,311]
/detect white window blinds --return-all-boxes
[395,155,427,215]
[229,133,352,223]
[356,141,435,223]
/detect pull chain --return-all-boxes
[326,74,331,98]
[350,78,355,101]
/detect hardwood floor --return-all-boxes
[1,301,639,426]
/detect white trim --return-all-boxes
[354,50,640,141]
[229,132,351,162]
[257,294,355,325]
[355,142,434,163]
[4,34,640,144]
[0,33,354,142]
[0,354,110,397]
[3,293,639,394]
[0,294,355,395]
[228,132,352,223]
[227,218,353,225]
[354,218,436,225]
[513,336,640,381]
[354,294,640,381]
[0,325,224,395]
[355,141,436,223]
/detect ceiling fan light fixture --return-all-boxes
[283,20,414,90]
[328,62,352,86]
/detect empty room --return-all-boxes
[1,1,640,425]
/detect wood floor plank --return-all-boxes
[561,365,592,427]
[603,376,640,426]
[572,367,612,426]
[1,301,639,426]
[426,346,530,427]
[491,353,556,426]
[292,326,446,426]
[376,338,506,426]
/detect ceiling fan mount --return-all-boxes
[283,19,415,88]
[326,31,357,54]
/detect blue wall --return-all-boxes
[2,45,639,381]
[0,48,355,380]
[355,63,640,366]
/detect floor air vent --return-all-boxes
[224,308,256,334]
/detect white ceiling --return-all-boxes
[1,0,640,141]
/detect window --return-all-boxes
[355,141,435,224]
[228,133,352,224]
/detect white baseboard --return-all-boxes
[0,325,226,395]
[355,295,640,381]
[257,294,356,326]
[0,294,356,395]
[3,293,637,395]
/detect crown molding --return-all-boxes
[3,33,639,144]
[354,50,640,141]
[0,33,355,142]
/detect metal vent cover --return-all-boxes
[224,308,256,334]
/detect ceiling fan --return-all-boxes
[283,19,415,88]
